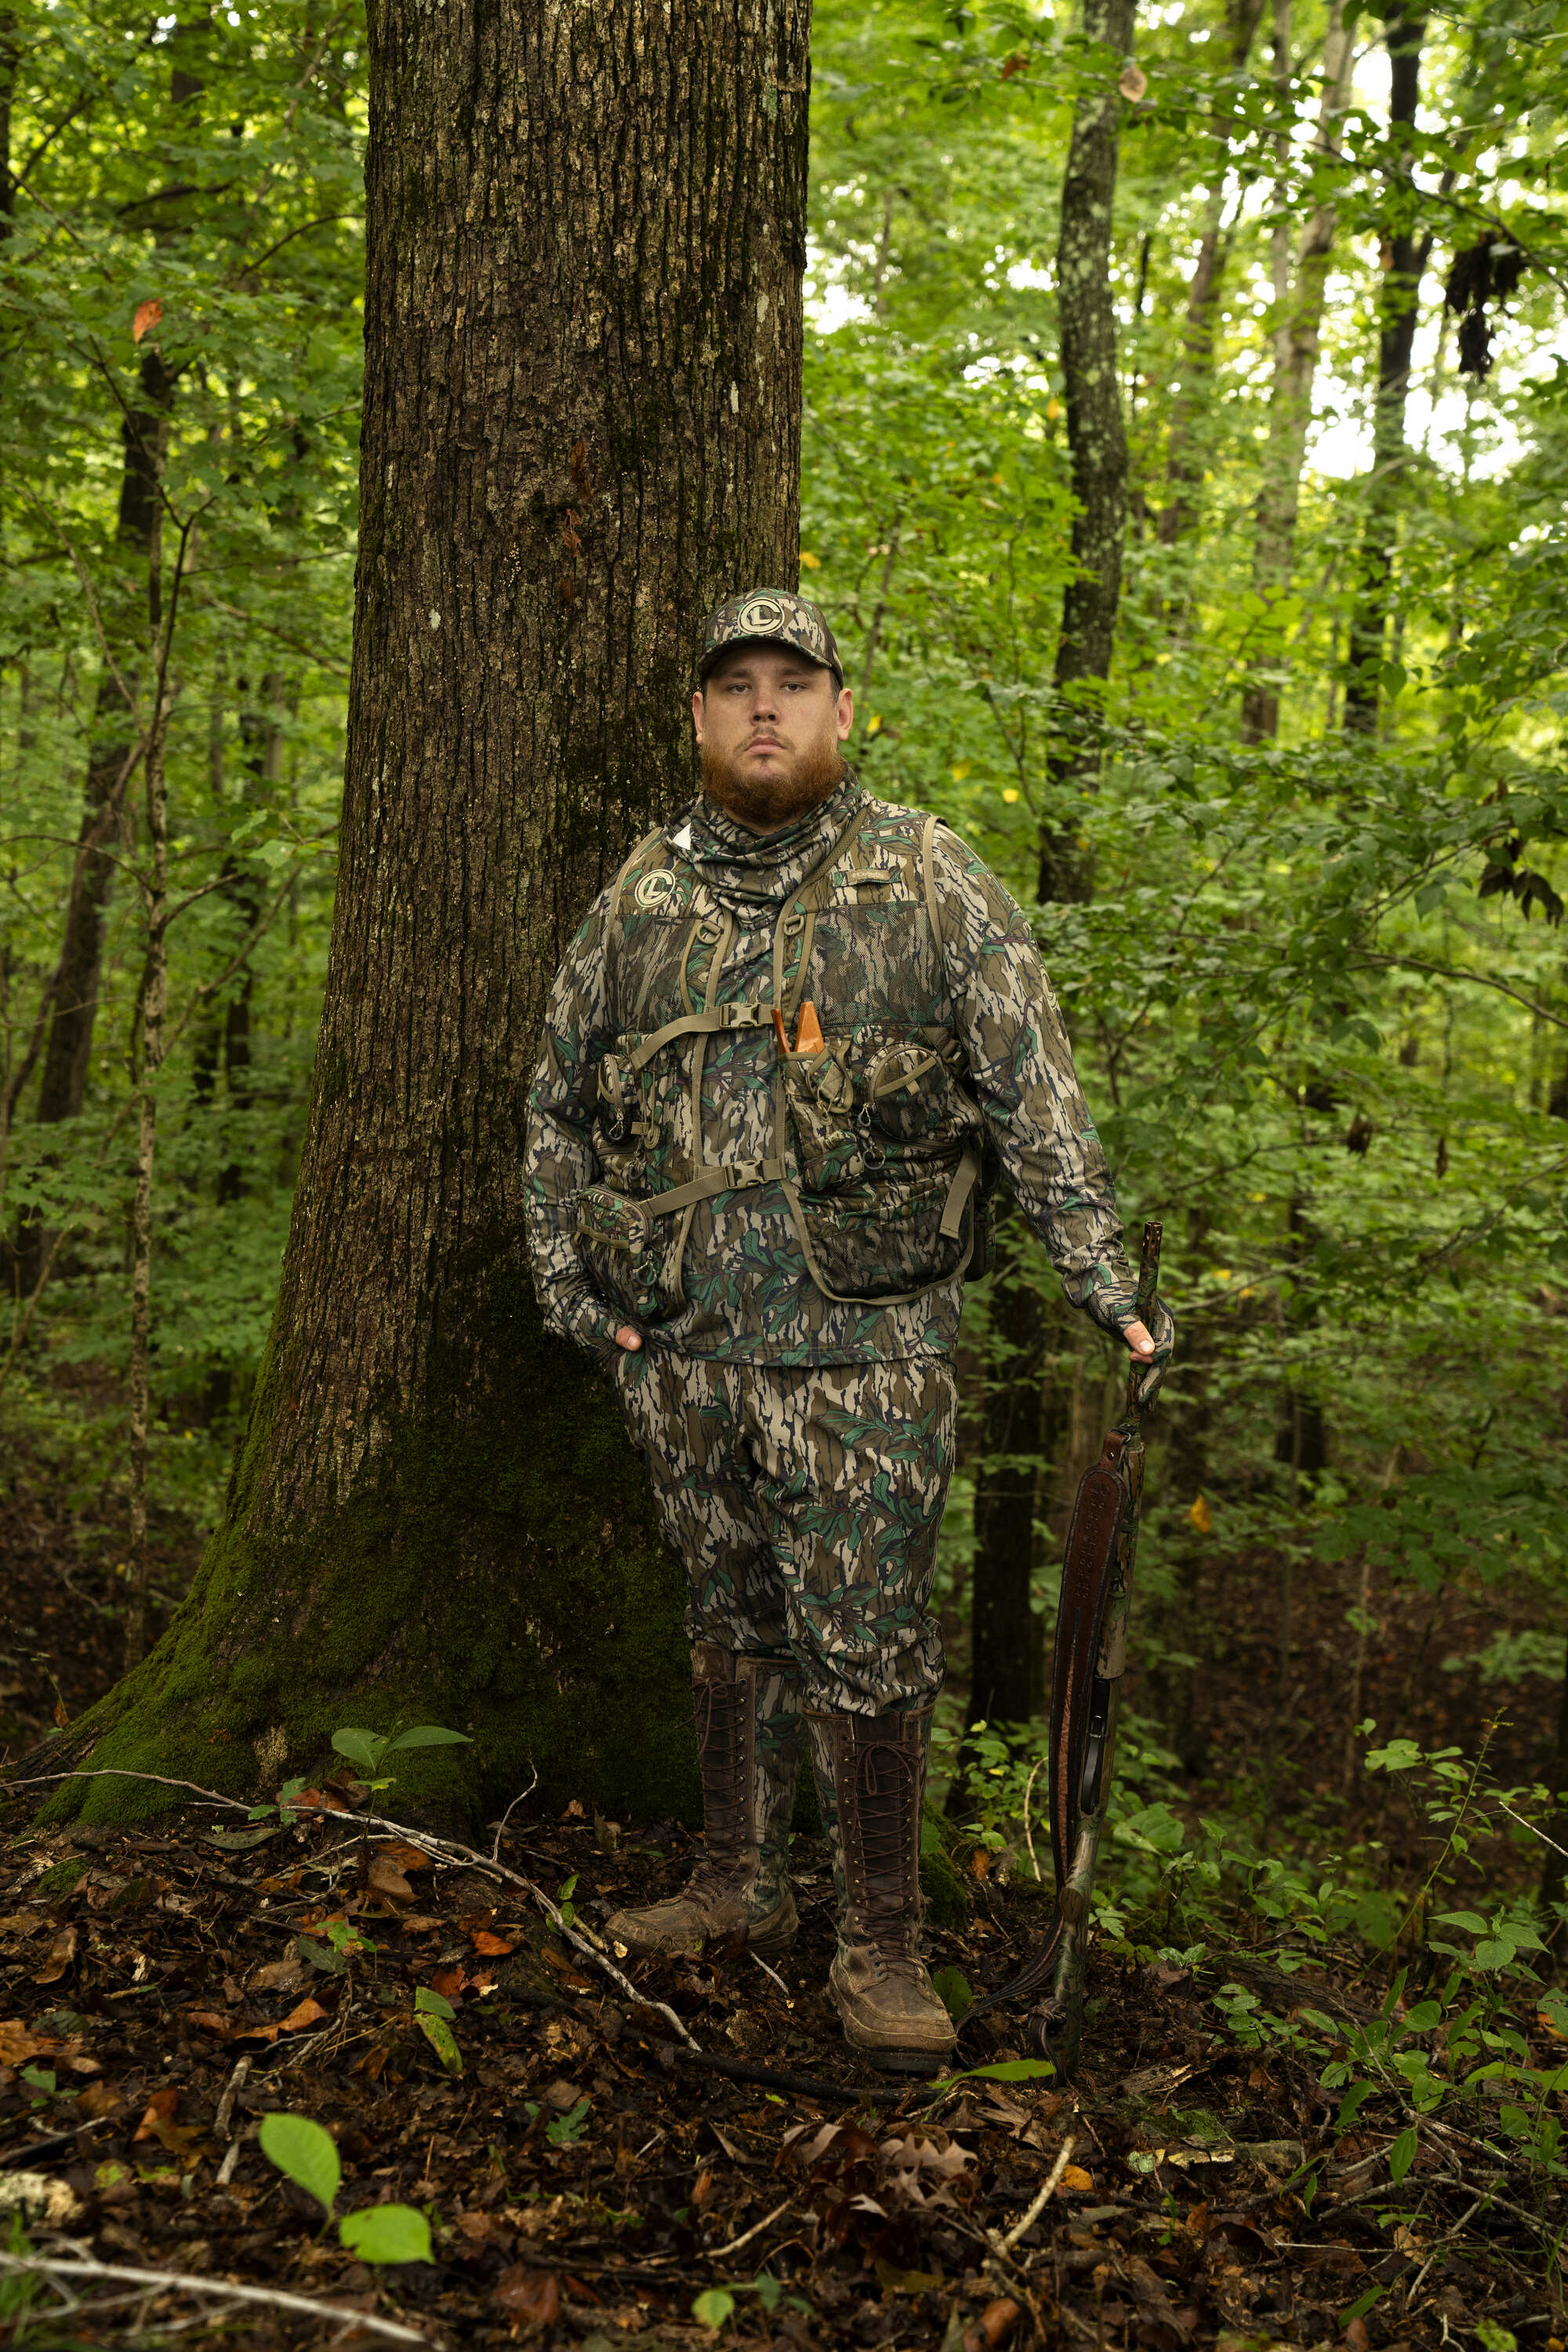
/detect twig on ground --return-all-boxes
[1020,1753,1046,1886]
[0,2253,428,2345]
[1,1762,700,2053]
[990,2135,1078,2259]
[716,2193,797,2263]
[212,2055,250,2141]
[750,1947,790,1998]
[490,1769,539,1863]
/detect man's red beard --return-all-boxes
[700,732,847,832]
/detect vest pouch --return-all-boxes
[865,1040,959,1145]
[799,1164,973,1301]
[572,1184,666,1322]
[782,1047,864,1194]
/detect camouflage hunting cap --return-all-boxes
[698,589,844,688]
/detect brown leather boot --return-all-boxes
[808,1706,956,2074]
[605,1646,799,1958]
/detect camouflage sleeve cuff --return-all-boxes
[554,1282,626,1368]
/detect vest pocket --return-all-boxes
[798,1163,972,1300]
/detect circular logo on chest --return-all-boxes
[633,868,678,911]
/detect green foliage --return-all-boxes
[257,2111,434,2262]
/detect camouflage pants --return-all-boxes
[615,1350,956,1906]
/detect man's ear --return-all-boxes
[691,687,706,744]
[835,684,854,741]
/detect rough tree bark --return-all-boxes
[1240,0,1353,742]
[1343,4,1428,736]
[44,0,810,1829]
[1040,0,1136,905]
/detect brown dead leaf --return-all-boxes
[134,2086,200,2153]
[542,2078,585,2112]
[132,297,163,343]
[366,1856,416,1906]
[1117,60,1149,100]
[278,1995,328,2034]
[252,1959,305,1994]
[430,1965,472,2002]
[470,1929,515,1956]
[1060,2164,1094,2192]
[258,1867,304,1895]
[0,2021,61,2066]
[34,1925,78,1984]
[497,2267,562,2323]
[0,1911,47,1939]
[183,2010,233,2039]
[401,1915,442,1934]
[540,1947,593,1991]
[289,1787,350,1813]
[560,1799,585,1821]
[976,2299,1021,2348]
[76,2080,124,2118]
[377,1842,434,1874]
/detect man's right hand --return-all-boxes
[615,1325,643,1352]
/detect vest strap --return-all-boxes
[642,1157,789,1220]
[626,1003,771,1073]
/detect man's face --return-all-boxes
[692,645,855,833]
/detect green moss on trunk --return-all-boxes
[45,1273,699,1831]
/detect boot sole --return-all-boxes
[844,2031,953,2076]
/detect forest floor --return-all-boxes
[2,1446,1565,2352]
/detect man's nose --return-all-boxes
[749,687,780,722]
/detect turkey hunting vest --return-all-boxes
[572,796,995,1329]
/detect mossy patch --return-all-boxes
[34,1857,88,1900]
[41,1272,700,1834]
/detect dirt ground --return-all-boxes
[2,1450,1564,2350]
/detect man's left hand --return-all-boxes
[1123,1319,1156,1360]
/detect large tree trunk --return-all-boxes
[1343,5,1428,736]
[1040,0,1136,905]
[45,0,810,1831]
[1240,0,1353,742]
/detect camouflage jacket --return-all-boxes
[524,774,1138,1367]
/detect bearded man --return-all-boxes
[524,590,1170,2073]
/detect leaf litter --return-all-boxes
[0,1777,1557,2352]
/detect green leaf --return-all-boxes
[204,1826,280,1852]
[1474,2325,1517,2352]
[384,1724,471,1752]
[692,2288,736,2330]
[338,2205,432,2264]
[415,1984,456,2020]
[294,1935,348,1976]
[258,2112,340,2214]
[1334,2080,1377,2132]
[415,2012,463,2075]
[1436,1910,1490,1934]
[1388,2125,1417,2183]
[931,1965,973,2022]
[1339,2285,1385,2323]
[331,1728,387,1773]
[546,2096,592,2147]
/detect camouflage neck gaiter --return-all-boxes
[687,770,865,917]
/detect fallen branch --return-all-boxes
[716,2193,797,2263]
[0,2252,428,2346]
[990,2134,1078,2259]
[0,1764,699,2052]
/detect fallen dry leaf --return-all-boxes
[430,1965,472,2002]
[497,2266,562,2323]
[278,1995,328,2034]
[34,1925,78,1984]
[401,1915,442,1933]
[76,2081,124,2118]
[183,2010,233,2039]
[377,1842,434,1874]
[1060,2164,1094,2192]
[0,2022,61,2067]
[366,1856,415,1905]
[975,2298,1021,2348]
[251,1959,305,1994]
[470,1929,516,1956]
